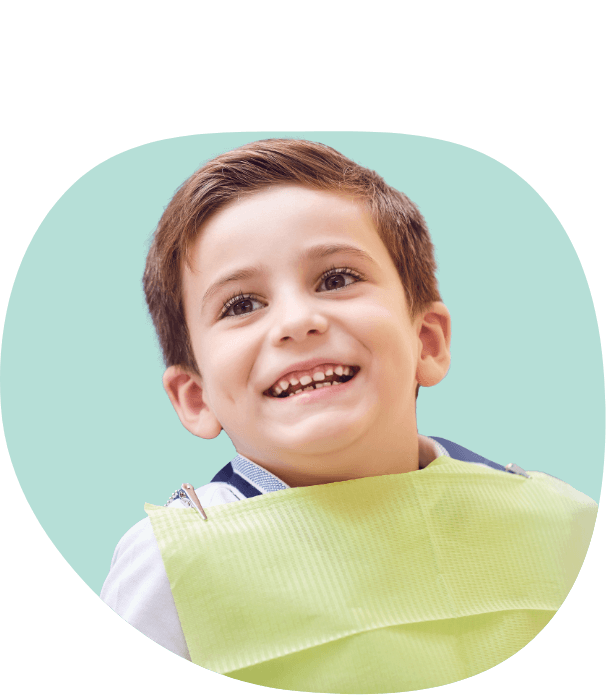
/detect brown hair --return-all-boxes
[143,138,441,375]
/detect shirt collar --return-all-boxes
[219,435,451,499]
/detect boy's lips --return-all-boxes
[263,359,360,396]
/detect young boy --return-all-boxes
[101,139,597,693]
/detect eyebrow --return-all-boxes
[201,243,377,310]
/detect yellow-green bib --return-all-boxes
[146,457,597,693]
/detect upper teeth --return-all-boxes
[269,364,356,397]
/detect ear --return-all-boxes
[162,365,223,439]
[415,302,451,388]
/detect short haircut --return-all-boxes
[143,139,441,376]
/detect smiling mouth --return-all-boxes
[265,366,361,398]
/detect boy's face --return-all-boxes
[176,185,444,482]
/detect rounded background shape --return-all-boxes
[1,132,603,598]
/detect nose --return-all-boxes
[268,295,329,345]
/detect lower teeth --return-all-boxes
[272,370,357,398]
[288,381,341,398]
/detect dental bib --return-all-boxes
[146,457,596,693]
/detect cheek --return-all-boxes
[355,306,413,348]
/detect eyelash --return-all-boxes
[218,266,365,319]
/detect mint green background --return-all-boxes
[1,132,603,595]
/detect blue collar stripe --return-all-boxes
[210,462,265,498]
[210,455,289,498]
[430,436,507,472]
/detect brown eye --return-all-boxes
[221,294,264,318]
[219,267,365,319]
[318,268,361,293]
[233,299,253,315]
[325,274,346,290]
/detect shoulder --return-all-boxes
[108,481,244,565]
[100,480,244,660]
[101,512,189,658]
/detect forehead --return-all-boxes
[188,185,389,275]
